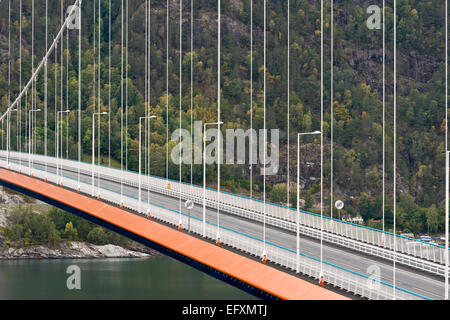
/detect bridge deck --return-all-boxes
[0,168,348,300]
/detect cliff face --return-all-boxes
[345,48,440,92]
[0,188,26,228]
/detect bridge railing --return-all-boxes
[0,155,431,300]
[3,151,446,270]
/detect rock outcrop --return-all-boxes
[0,242,154,260]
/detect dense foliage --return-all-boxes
[0,0,447,235]
[1,205,130,248]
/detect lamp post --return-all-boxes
[139,115,156,216]
[92,111,107,198]
[28,108,41,177]
[56,109,70,186]
[185,199,194,233]
[7,108,18,170]
[147,114,155,218]
[203,121,223,238]
[296,131,321,274]
[445,150,449,300]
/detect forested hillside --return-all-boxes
[0,0,447,236]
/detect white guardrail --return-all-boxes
[2,152,446,278]
[0,155,429,300]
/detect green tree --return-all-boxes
[304,192,313,210]
[87,227,108,245]
[64,222,78,241]
[425,205,440,235]
[358,193,374,221]
[271,184,287,204]
[47,228,61,248]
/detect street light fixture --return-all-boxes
[92,111,107,199]
[296,130,321,274]
[139,115,156,216]
[203,121,224,238]
[28,109,41,177]
[56,109,70,186]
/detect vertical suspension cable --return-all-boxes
[190,0,193,189]
[250,0,253,201]
[55,42,58,176]
[56,0,59,179]
[287,0,290,215]
[179,0,183,229]
[147,0,151,214]
[120,0,124,206]
[78,0,82,192]
[33,1,36,163]
[25,89,27,171]
[330,0,334,221]
[60,0,64,183]
[98,0,101,196]
[19,0,22,170]
[145,0,148,191]
[92,0,96,192]
[125,0,129,171]
[24,80,27,173]
[320,0,324,279]
[145,1,149,207]
[382,0,386,236]
[31,0,34,174]
[217,0,222,244]
[34,0,37,167]
[30,0,34,175]
[262,0,267,260]
[288,0,297,272]
[7,0,11,167]
[393,0,397,300]
[67,3,70,163]
[166,0,169,183]
[109,0,111,168]
[34,0,38,168]
[444,0,449,301]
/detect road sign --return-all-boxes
[335,200,344,210]
[185,199,194,210]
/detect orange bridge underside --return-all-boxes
[0,168,349,300]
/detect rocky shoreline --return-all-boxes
[0,241,158,260]
[0,188,161,260]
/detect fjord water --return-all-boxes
[0,256,256,300]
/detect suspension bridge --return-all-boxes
[0,0,449,300]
